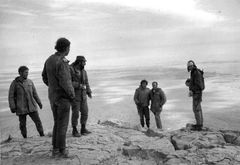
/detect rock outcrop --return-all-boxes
[1,120,240,165]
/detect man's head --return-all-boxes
[187,60,196,72]
[18,66,29,79]
[140,79,148,88]
[55,38,71,55]
[73,56,87,69]
[152,81,158,89]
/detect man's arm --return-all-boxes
[8,81,16,113]
[42,62,48,86]
[85,71,92,98]
[32,81,42,109]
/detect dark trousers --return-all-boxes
[137,106,150,128]
[193,93,203,126]
[18,111,44,137]
[50,98,70,151]
[71,99,88,127]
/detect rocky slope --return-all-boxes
[1,120,240,165]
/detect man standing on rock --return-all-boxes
[42,38,75,158]
[134,80,151,129]
[70,56,92,137]
[150,81,166,129]
[185,60,205,131]
[8,66,44,138]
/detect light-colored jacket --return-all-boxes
[134,86,150,107]
[150,88,166,113]
[8,77,42,115]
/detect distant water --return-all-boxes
[1,60,240,131]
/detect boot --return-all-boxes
[52,148,59,157]
[39,131,45,137]
[196,125,203,131]
[81,124,91,135]
[59,149,70,158]
[72,126,81,137]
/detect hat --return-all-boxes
[76,56,86,62]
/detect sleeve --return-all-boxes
[85,71,92,95]
[159,89,167,106]
[42,62,48,86]
[57,62,75,100]
[69,66,79,89]
[32,81,42,106]
[8,81,16,110]
[133,89,139,104]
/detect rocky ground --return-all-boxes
[1,119,240,165]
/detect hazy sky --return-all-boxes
[0,0,240,70]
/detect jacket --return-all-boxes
[42,52,75,103]
[8,76,42,115]
[134,86,150,107]
[189,67,203,93]
[69,65,92,101]
[150,88,166,112]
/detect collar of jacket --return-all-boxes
[151,88,161,93]
[55,52,70,63]
[15,76,26,83]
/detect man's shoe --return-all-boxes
[190,124,198,131]
[52,148,59,157]
[81,128,91,135]
[72,126,81,137]
[39,131,45,137]
[196,125,203,131]
[59,149,70,158]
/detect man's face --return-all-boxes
[187,62,194,72]
[80,61,86,67]
[152,82,158,89]
[141,82,147,88]
[20,70,29,79]
[65,46,70,56]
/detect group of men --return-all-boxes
[134,80,166,129]
[8,38,92,158]
[134,60,204,131]
[8,37,204,158]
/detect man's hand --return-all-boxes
[188,91,193,97]
[87,93,92,99]
[10,108,16,113]
[185,78,191,87]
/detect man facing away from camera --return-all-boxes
[42,38,75,158]
[8,66,44,138]
[185,60,205,131]
[134,80,151,129]
[149,81,166,129]
[70,56,92,137]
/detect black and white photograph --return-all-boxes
[1,0,240,164]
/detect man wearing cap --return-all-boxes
[134,80,151,128]
[8,66,44,138]
[70,56,92,136]
[42,38,75,157]
[185,60,204,131]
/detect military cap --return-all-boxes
[76,56,86,62]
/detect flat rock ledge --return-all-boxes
[1,120,240,165]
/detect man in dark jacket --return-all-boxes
[150,81,166,129]
[134,80,151,128]
[42,38,75,158]
[185,60,204,131]
[70,56,92,137]
[8,66,44,138]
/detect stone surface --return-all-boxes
[1,120,240,165]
